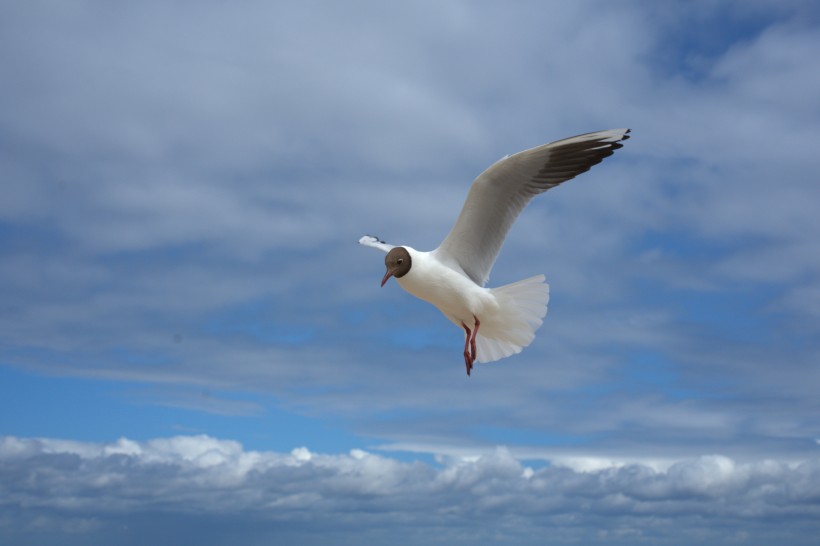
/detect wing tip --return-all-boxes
[359,234,383,245]
[604,128,631,150]
[548,128,632,149]
[359,234,395,253]
[600,128,631,143]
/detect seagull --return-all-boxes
[360,129,630,376]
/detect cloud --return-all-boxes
[1,3,820,541]
[1,434,819,545]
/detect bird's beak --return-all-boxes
[380,269,393,287]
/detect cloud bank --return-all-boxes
[2,434,819,546]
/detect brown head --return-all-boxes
[381,247,412,287]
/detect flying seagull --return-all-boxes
[360,128,630,376]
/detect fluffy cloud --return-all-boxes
[1,435,819,545]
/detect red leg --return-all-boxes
[461,322,473,376]
[470,316,480,363]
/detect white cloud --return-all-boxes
[1,435,819,545]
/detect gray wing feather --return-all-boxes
[433,129,631,286]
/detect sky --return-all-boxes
[1,0,819,544]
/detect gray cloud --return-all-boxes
[1,435,819,545]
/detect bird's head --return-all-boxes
[381,247,412,287]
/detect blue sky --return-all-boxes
[2,0,820,544]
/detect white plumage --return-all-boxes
[361,128,630,375]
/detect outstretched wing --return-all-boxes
[433,129,630,286]
[358,235,395,253]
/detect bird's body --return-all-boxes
[395,247,494,325]
[394,246,549,367]
[361,128,630,375]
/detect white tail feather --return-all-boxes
[474,275,549,364]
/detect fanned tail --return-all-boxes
[474,275,549,363]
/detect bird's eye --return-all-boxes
[397,259,403,264]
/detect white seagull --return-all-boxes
[360,128,630,376]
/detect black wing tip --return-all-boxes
[589,128,631,150]
[532,128,631,182]
[602,128,630,144]
[609,128,631,149]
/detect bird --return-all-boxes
[360,128,630,376]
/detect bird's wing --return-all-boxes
[433,128,630,286]
[358,235,395,253]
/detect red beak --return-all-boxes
[380,270,393,287]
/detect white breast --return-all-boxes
[395,247,497,327]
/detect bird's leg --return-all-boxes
[461,322,473,376]
[460,317,480,376]
[470,316,480,363]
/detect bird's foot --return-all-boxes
[470,316,480,363]
[461,322,474,377]
[461,318,481,376]
[463,352,473,376]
